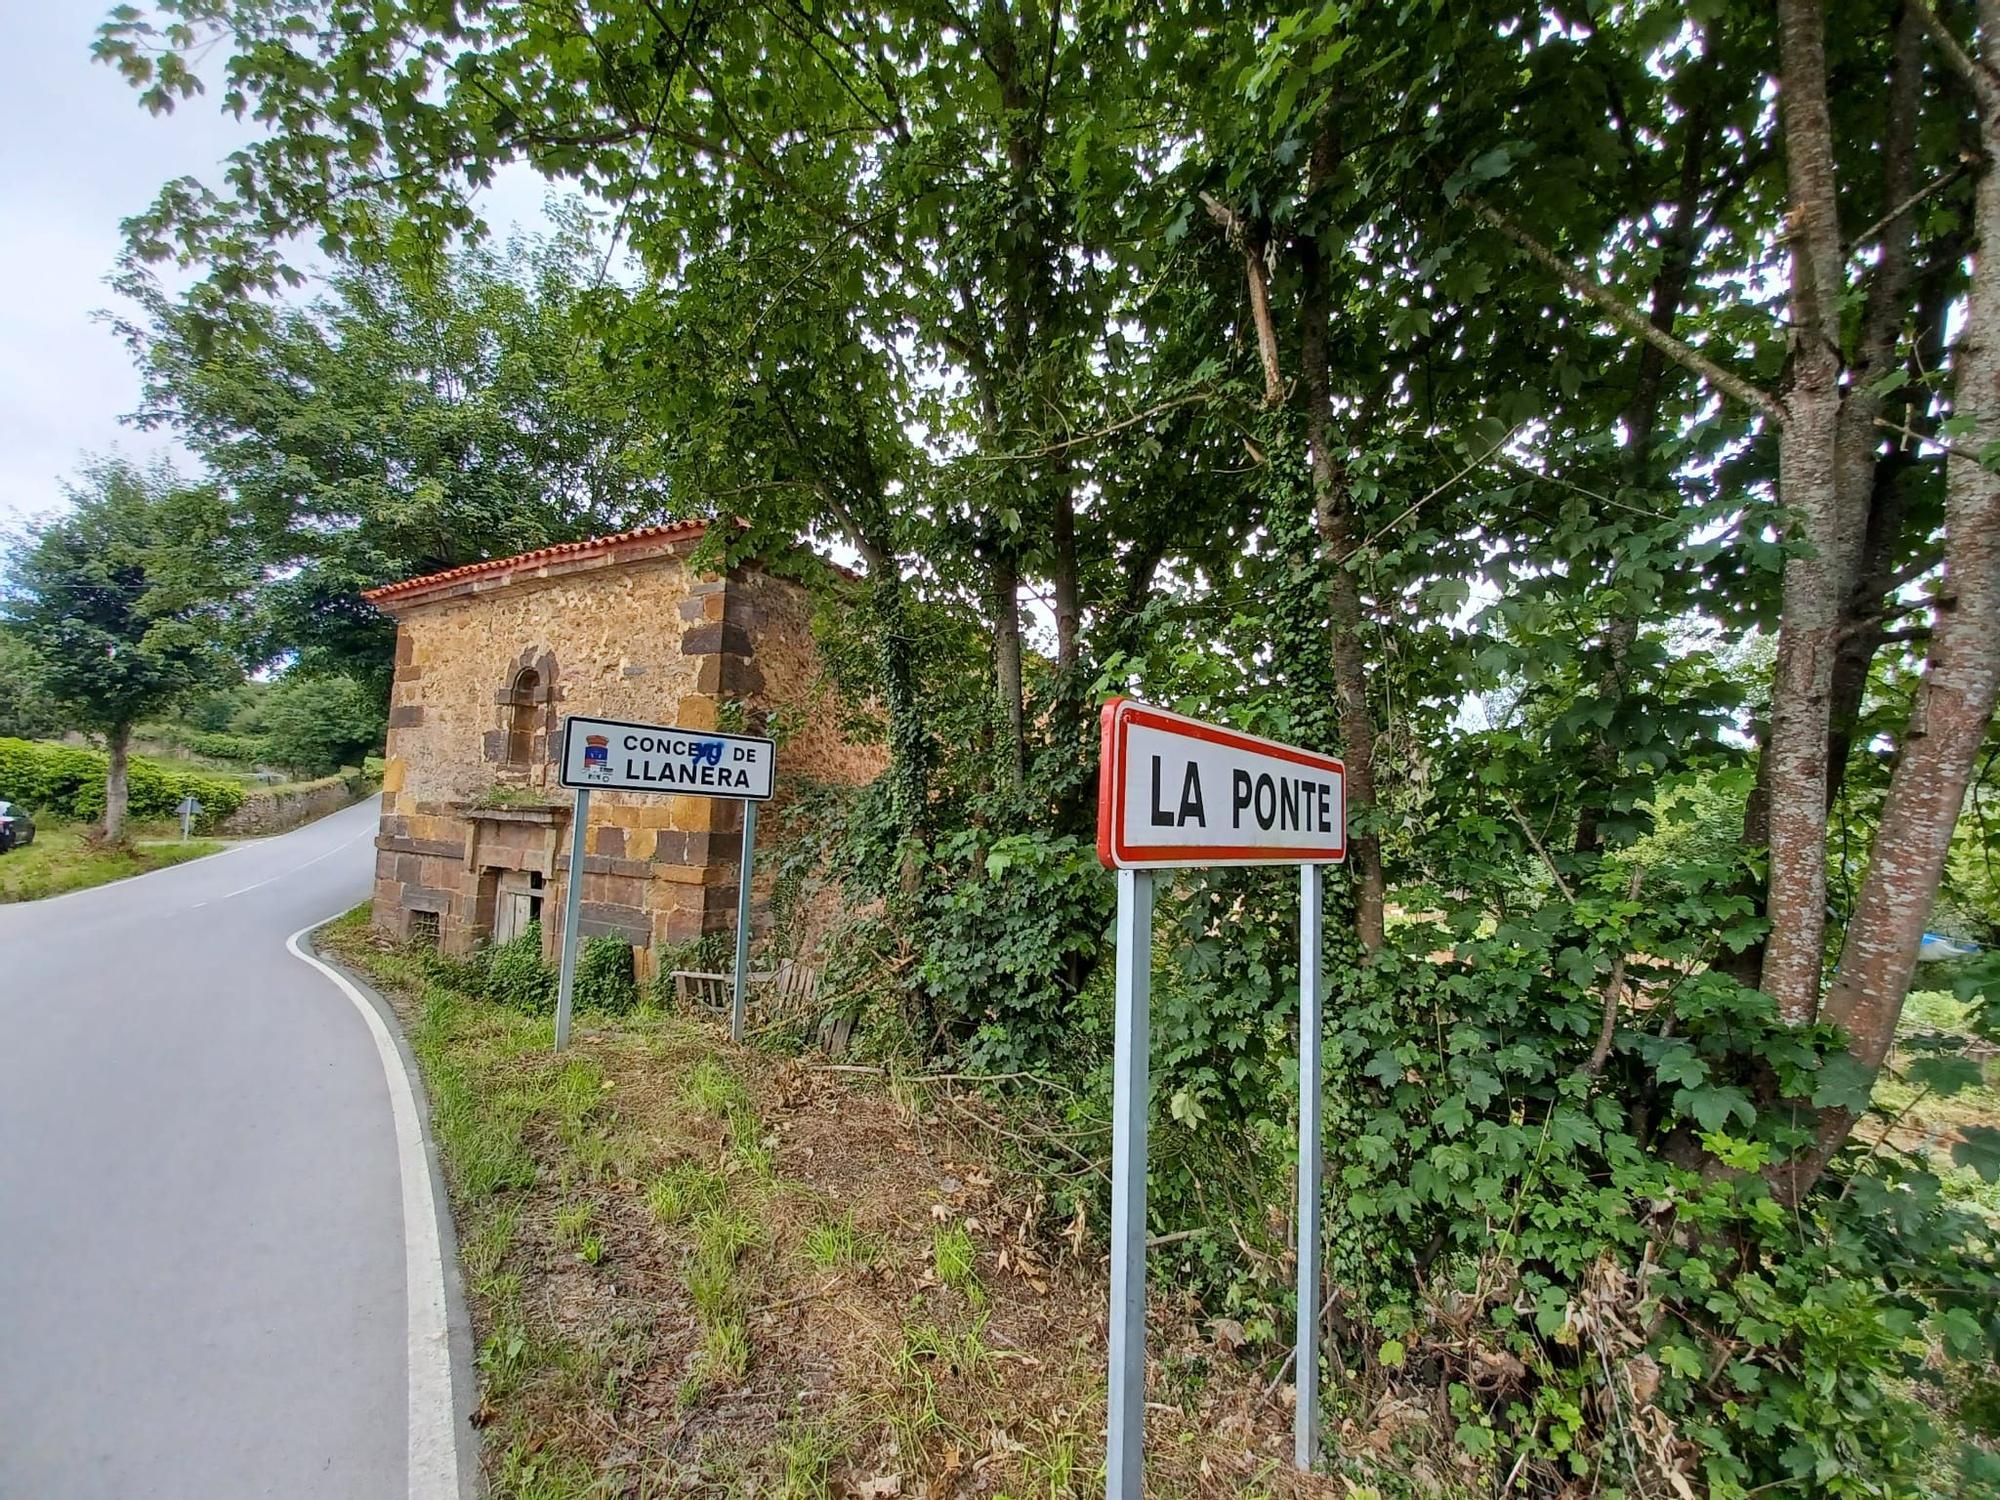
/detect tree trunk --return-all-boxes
[1776,3,2000,1199]
[1761,0,1854,1025]
[871,569,928,838]
[1051,481,1080,679]
[1825,0,1932,809]
[992,544,1025,793]
[1316,502,1388,954]
[1575,96,1712,855]
[1299,119,1386,954]
[104,722,132,845]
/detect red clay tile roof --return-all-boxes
[361,520,713,610]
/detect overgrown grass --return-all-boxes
[647,1162,728,1226]
[317,900,1317,1499]
[770,1417,847,1500]
[802,1211,879,1272]
[0,823,224,902]
[932,1221,978,1291]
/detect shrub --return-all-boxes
[260,674,386,777]
[576,935,638,1015]
[482,921,555,1015]
[140,723,267,765]
[0,737,245,830]
[918,828,1113,1072]
[647,931,735,1007]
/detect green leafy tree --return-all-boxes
[2,458,250,840]
[0,628,62,740]
[119,215,678,691]
[257,673,385,778]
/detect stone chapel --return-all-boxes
[362,521,882,969]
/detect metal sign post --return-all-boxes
[729,799,758,1043]
[554,786,590,1051]
[1295,862,1325,1469]
[1106,866,1155,1499]
[553,715,777,1055]
[1095,698,1345,1493]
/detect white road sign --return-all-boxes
[558,715,776,801]
[1096,695,1345,1494]
[1096,698,1345,869]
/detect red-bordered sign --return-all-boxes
[1096,697,1346,869]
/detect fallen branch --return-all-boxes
[942,1092,1111,1185]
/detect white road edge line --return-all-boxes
[286,919,461,1500]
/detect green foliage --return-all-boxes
[119,218,682,691]
[0,737,245,829]
[0,630,62,741]
[483,921,556,1016]
[802,1212,878,1272]
[919,829,1114,1072]
[647,1164,727,1228]
[575,935,638,1016]
[97,0,2000,1490]
[171,729,266,765]
[1303,930,2000,1498]
[257,672,386,777]
[931,1223,978,1292]
[647,931,735,1008]
[2,457,250,736]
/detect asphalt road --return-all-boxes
[0,796,466,1500]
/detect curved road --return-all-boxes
[0,797,470,1500]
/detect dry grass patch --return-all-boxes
[321,908,1337,1498]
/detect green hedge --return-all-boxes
[0,738,247,831]
[405,919,639,1018]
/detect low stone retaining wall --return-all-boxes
[217,773,378,837]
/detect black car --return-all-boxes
[0,800,35,852]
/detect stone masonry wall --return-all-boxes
[217,773,373,837]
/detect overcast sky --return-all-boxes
[0,4,549,532]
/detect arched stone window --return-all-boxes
[505,667,541,768]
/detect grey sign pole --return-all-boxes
[1105,866,1155,1500]
[729,799,758,1044]
[1295,861,1325,1469]
[554,786,590,1052]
